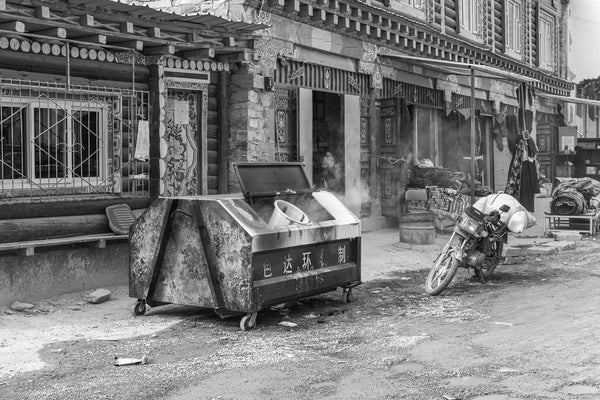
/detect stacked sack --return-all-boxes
[550,177,600,215]
[473,193,536,233]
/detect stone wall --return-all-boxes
[0,243,129,306]
[227,64,275,192]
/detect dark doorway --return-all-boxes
[312,91,344,194]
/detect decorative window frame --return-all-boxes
[378,0,426,20]
[538,8,556,72]
[458,0,483,42]
[504,0,523,60]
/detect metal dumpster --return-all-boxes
[129,162,361,330]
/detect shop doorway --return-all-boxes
[312,91,344,194]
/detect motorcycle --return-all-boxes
[424,203,511,296]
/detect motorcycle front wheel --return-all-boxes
[425,251,459,296]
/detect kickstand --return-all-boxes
[473,266,486,284]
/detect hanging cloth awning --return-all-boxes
[535,93,600,107]
[380,53,540,83]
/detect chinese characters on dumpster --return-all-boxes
[259,243,348,279]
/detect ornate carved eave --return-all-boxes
[255,0,573,96]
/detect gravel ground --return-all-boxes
[1,243,599,400]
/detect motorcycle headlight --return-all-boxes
[458,216,479,234]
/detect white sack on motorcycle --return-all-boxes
[473,193,536,233]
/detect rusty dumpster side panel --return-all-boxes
[198,200,254,313]
[129,198,170,299]
[150,202,215,307]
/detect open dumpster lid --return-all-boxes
[233,162,313,198]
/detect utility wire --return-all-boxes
[572,15,600,26]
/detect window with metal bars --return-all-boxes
[1,100,106,191]
[0,80,150,200]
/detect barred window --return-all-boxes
[0,80,150,200]
[1,102,106,187]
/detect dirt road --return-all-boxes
[1,243,599,400]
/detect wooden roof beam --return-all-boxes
[182,48,215,59]
[143,44,174,56]
[120,21,134,34]
[0,20,25,33]
[35,27,66,39]
[218,49,252,63]
[325,13,338,27]
[35,6,51,19]
[313,9,326,22]
[80,14,94,27]
[147,27,160,38]
[111,40,143,51]
[222,36,236,47]
[285,1,300,14]
[337,15,350,31]
[72,33,107,45]
[299,4,313,18]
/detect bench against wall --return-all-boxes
[0,198,149,256]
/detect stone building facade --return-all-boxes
[0,0,260,304]
[133,0,573,228]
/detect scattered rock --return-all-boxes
[86,289,111,304]
[10,301,34,312]
[279,321,298,327]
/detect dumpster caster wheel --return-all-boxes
[133,300,147,316]
[240,312,257,331]
[341,288,353,304]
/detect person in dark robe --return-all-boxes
[504,115,540,212]
[573,146,586,178]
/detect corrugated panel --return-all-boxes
[381,79,444,108]
[275,61,370,96]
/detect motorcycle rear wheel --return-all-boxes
[425,251,459,296]
[476,241,504,280]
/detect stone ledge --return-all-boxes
[503,246,529,257]
[527,246,559,255]
[542,241,577,251]
[503,256,527,265]
[503,239,578,265]
[553,232,582,242]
